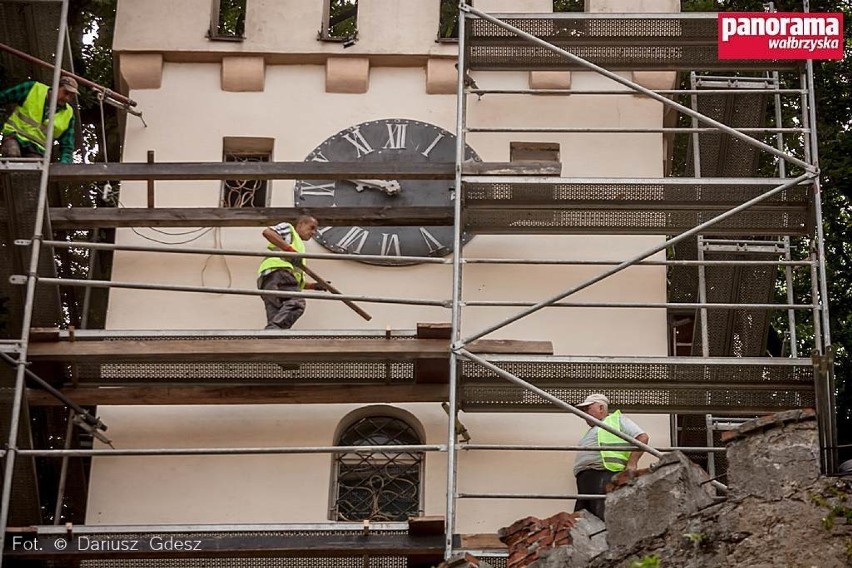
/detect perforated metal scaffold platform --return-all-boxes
[462,177,811,235]
[459,356,815,415]
[464,13,802,71]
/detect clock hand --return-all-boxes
[350,179,401,196]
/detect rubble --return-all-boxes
[486,409,852,568]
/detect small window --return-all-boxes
[320,0,358,42]
[331,415,424,522]
[221,137,273,208]
[553,0,583,11]
[209,0,246,40]
[438,0,459,41]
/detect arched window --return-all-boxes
[331,413,424,522]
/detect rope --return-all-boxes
[201,227,233,289]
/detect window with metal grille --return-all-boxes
[221,153,269,208]
[331,415,423,522]
[320,0,358,42]
[221,137,273,208]
[209,0,246,40]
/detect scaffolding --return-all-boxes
[0,0,837,565]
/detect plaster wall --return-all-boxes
[90,0,676,534]
[114,0,551,59]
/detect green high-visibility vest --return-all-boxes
[258,224,306,288]
[597,410,632,472]
[2,82,73,154]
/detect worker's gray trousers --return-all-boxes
[258,269,305,330]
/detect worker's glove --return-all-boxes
[290,256,305,269]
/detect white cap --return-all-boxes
[576,393,609,408]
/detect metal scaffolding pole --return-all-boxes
[39,239,447,265]
[0,2,70,565]
[19,444,446,457]
[26,277,449,307]
[444,1,469,558]
[783,237,799,357]
[461,444,726,453]
[463,258,813,267]
[466,126,805,134]
[804,45,836,476]
[462,301,815,310]
[469,88,805,96]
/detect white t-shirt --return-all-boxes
[573,413,645,475]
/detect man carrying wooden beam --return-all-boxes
[258,215,320,329]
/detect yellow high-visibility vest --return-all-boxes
[258,224,306,288]
[2,82,73,154]
[597,411,632,472]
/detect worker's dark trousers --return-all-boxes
[1,137,42,160]
[258,269,305,330]
[574,468,616,522]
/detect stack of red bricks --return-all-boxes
[497,511,579,568]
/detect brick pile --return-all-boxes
[497,511,579,568]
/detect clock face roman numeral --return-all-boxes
[420,133,445,158]
[342,128,375,159]
[336,226,370,253]
[380,233,401,256]
[419,227,447,255]
[383,123,408,150]
[311,151,329,162]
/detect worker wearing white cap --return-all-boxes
[573,393,648,521]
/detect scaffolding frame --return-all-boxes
[0,1,836,565]
[443,1,832,559]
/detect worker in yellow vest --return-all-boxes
[0,76,78,163]
[573,393,649,521]
[258,215,320,329]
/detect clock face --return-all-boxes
[294,119,480,264]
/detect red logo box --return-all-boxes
[718,12,844,60]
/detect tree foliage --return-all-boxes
[327,0,358,39]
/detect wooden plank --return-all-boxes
[26,338,453,363]
[49,206,455,229]
[408,516,445,537]
[146,150,155,207]
[414,323,453,383]
[459,533,506,549]
[26,338,553,364]
[463,161,561,176]
[26,384,450,406]
[28,327,61,342]
[469,339,553,355]
[416,322,452,340]
[48,161,560,182]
